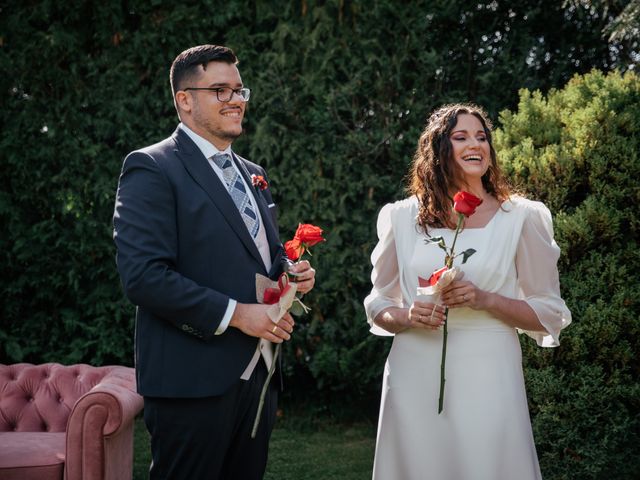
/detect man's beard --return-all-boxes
[215,128,243,141]
[202,118,243,143]
[192,106,244,143]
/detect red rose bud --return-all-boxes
[284,238,304,261]
[294,223,325,246]
[428,266,448,286]
[453,191,483,217]
[418,276,430,288]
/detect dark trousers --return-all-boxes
[143,362,278,480]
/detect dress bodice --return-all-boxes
[364,195,571,345]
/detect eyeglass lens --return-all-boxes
[217,88,250,102]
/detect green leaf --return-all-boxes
[425,236,449,252]
[425,235,444,244]
[289,302,306,316]
[461,248,477,264]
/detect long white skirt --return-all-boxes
[373,314,542,480]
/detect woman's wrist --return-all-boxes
[479,290,496,311]
[374,307,409,334]
[481,291,542,330]
[399,308,410,331]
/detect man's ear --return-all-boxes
[175,91,192,115]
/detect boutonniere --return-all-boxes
[251,174,268,190]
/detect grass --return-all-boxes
[133,418,150,480]
[133,413,376,480]
[264,418,376,480]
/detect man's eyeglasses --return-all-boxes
[183,87,251,102]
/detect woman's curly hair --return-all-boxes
[408,103,511,231]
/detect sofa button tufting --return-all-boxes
[0,363,143,476]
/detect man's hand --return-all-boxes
[288,259,316,294]
[229,303,295,343]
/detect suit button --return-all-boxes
[181,324,189,331]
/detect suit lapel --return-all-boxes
[172,129,264,267]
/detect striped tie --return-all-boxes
[211,153,260,238]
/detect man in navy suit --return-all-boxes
[113,44,315,480]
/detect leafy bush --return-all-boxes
[495,69,640,480]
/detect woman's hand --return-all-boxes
[441,280,488,310]
[408,300,446,330]
[441,279,546,331]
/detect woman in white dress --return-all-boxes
[364,103,571,480]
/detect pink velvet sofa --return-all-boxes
[0,363,143,480]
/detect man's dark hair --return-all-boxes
[170,45,238,97]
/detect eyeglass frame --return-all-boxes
[182,86,251,102]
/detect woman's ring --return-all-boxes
[463,294,467,301]
[272,325,278,333]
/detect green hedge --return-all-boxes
[495,69,640,479]
[1,2,639,477]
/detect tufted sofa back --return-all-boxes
[0,363,122,433]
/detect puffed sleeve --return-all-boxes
[364,203,403,336]
[516,201,572,346]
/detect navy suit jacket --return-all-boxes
[113,127,284,397]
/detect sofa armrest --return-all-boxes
[64,367,143,480]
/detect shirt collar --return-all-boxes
[179,123,232,159]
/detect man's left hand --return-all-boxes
[288,260,316,294]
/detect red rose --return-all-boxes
[284,238,304,261]
[453,191,483,217]
[428,266,448,286]
[294,223,325,247]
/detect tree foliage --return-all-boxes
[1,2,639,477]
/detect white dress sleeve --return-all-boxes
[516,201,572,347]
[364,203,403,336]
